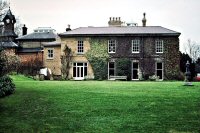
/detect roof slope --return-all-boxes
[0,41,18,48]
[59,26,180,36]
[16,32,57,40]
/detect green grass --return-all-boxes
[0,75,200,133]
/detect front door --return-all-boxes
[73,63,87,80]
[132,62,139,80]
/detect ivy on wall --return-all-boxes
[61,45,72,80]
[116,58,132,80]
[86,38,109,80]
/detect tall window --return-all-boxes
[132,62,139,80]
[108,40,116,53]
[108,62,115,77]
[73,63,88,79]
[156,62,163,80]
[156,40,163,53]
[132,39,140,53]
[77,41,84,54]
[47,49,54,59]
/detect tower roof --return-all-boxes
[2,7,16,23]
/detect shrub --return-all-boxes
[149,75,160,81]
[0,75,15,98]
[116,58,131,81]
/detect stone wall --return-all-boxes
[60,35,180,80]
[43,46,61,76]
[61,37,94,79]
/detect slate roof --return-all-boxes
[0,41,18,48]
[17,47,43,53]
[59,26,180,37]
[16,32,57,41]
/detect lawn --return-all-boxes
[0,75,200,133]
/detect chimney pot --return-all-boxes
[66,24,71,31]
[142,12,147,27]
[22,24,27,35]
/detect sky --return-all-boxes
[9,0,200,52]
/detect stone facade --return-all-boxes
[60,35,180,80]
[61,38,94,79]
[43,45,61,76]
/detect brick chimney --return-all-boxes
[108,17,123,27]
[22,24,27,35]
[142,13,147,27]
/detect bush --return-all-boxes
[116,58,131,81]
[149,75,160,81]
[0,75,15,98]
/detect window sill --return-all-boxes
[108,52,116,54]
[47,58,54,60]
[132,52,140,54]
[77,53,84,55]
[156,52,163,54]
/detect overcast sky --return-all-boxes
[10,0,200,52]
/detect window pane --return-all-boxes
[156,40,163,53]
[157,70,163,79]
[109,70,114,76]
[109,62,115,76]
[157,63,162,69]
[133,63,138,69]
[84,67,87,76]
[78,41,84,53]
[81,67,83,77]
[133,70,138,79]
[108,40,116,53]
[73,67,76,77]
[109,62,115,68]
[132,40,140,53]
[77,63,83,66]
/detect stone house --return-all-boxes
[58,14,181,80]
[16,27,58,74]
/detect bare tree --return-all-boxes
[0,0,9,13]
[14,17,23,36]
[184,39,200,62]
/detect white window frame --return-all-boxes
[47,48,54,59]
[108,40,116,53]
[132,39,140,53]
[73,62,88,80]
[77,40,84,54]
[155,40,164,53]
[156,62,164,80]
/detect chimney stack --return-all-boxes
[22,24,27,35]
[108,17,123,27]
[142,13,147,27]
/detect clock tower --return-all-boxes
[2,7,17,39]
